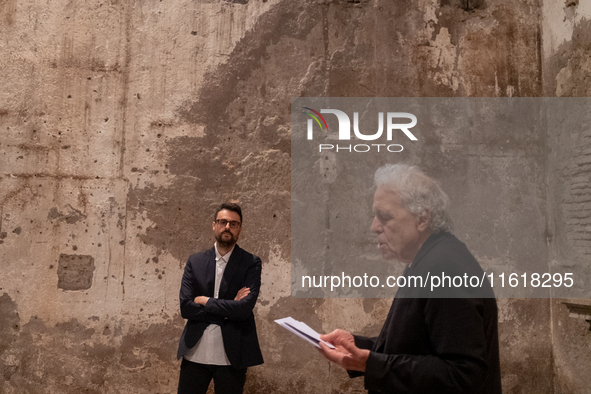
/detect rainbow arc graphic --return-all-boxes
[302,107,328,133]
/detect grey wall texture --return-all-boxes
[0,0,590,393]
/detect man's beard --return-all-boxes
[216,231,237,247]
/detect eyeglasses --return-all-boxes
[215,219,241,229]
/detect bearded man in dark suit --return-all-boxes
[177,203,263,394]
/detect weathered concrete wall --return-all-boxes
[543,0,591,97]
[546,101,591,394]
[543,2,591,393]
[0,0,588,393]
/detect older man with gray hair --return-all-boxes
[319,164,502,394]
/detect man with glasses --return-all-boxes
[177,203,263,394]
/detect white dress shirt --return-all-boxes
[184,242,233,365]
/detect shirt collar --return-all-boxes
[214,242,235,264]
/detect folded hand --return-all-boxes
[234,287,250,301]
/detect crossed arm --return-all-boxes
[194,286,250,305]
[180,256,262,323]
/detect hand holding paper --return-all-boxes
[318,329,369,372]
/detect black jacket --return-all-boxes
[177,245,264,368]
[353,231,502,394]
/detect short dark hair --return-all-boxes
[214,203,243,223]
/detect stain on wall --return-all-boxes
[550,300,591,394]
[543,0,591,96]
[0,291,184,393]
[497,299,554,393]
[547,18,591,97]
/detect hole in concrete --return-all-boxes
[57,254,95,291]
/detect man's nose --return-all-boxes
[370,216,382,233]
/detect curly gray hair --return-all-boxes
[374,164,453,233]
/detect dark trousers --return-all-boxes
[178,358,247,394]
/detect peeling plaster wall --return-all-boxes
[545,100,591,394]
[0,0,588,393]
[543,2,591,394]
[542,0,591,96]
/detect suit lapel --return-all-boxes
[373,298,397,353]
[205,247,216,297]
[219,245,241,299]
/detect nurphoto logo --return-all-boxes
[301,107,418,153]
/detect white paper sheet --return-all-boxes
[274,317,336,349]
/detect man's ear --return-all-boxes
[212,221,216,232]
[416,210,430,232]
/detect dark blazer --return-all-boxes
[353,232,502,394]
[177,245,264,369]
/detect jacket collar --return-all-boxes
[218,244,242,299]
[410,231,451,270]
